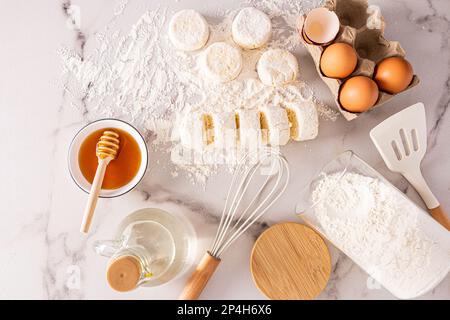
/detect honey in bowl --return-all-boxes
[78,128,142,190]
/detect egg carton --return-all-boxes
[299,0,420,121]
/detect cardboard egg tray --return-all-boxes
[299,0,420,121]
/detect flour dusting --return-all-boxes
[60,0,334,183]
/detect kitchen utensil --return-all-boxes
[370,102,450,230]
[80,130,120,233]
[250,222,331,300]
[94,208,196,291]
[179,147,290,300]
[296,151,450,299]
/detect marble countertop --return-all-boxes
[0,0,449,299]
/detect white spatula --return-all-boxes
[370,102,450,231]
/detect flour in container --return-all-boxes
[311,171,450,299]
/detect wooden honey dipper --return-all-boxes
[80,130,120,234]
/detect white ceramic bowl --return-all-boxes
[68,119,148,198]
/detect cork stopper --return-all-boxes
[107,255,141,292]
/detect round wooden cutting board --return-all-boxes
[250,222,331,300]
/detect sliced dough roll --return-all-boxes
[178,101,318,150]
[232,7,272,49]
[179,112,206,151]
[211,112,237,149]
[201,42,243,83]
[257,49,299,86]
[168,10,210,51]
[235,109,262,148]
[285,101,319,141]
[259,106,290,146]
[203,114,215,146]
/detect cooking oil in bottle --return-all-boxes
[94,208,196,291]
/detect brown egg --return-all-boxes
[320,43,358,78]
[374,56,413,94]
[339,76,379,113]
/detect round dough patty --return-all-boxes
[168,9,209,51]
[201,42,243,82]
[232,7,272,49]
[257,49,299,86]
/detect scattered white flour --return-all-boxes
[311,172,450,299]
[60,0,335,184]
[114,0,129,16]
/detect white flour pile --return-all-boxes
[60,0,338,183]
[311,172,450,298]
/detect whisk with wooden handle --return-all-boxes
[80,130,120,234]
[179,147,290,300]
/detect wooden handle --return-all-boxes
[80,158,110,234]
[429,206,450,231]
[179,252,221,300]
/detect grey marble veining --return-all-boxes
[0,0,448,299]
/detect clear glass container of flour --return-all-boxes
[296,151,450,299]
[93,208,196,292]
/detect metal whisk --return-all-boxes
[179,147,290,300]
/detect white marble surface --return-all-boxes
[0,0,449,300]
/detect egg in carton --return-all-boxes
[299,0,420,121]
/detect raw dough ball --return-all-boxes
[232,7,272,49]
[168,9,209,51]
[257,49,298,86]
[201,42,243,82]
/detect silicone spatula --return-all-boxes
[370,102,450,231]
